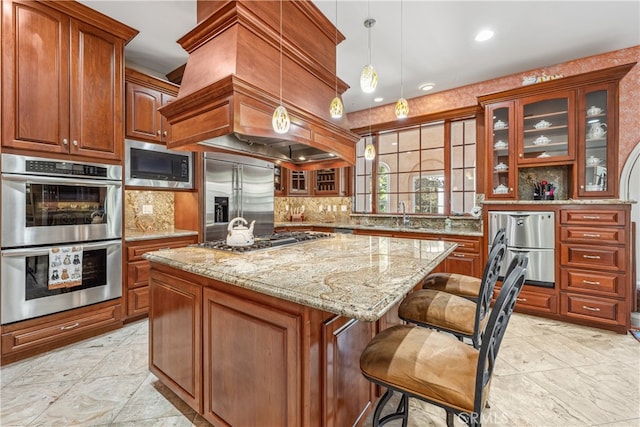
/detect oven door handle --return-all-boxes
[2,240,122,257]
[1,173,122,187]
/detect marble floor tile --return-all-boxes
[1,313,638,427]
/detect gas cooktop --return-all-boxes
[193,231,334,253]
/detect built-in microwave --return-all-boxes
[125,140,193,189]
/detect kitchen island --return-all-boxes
[144,233,455,426]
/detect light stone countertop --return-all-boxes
[144,233,456,322]
[125,228,198,242]
[274,221,483,237]
[481,199,636,205]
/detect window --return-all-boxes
[354,117,476,215]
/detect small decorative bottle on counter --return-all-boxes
[444,218,452,232]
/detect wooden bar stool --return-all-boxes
[424,228,506,302]
[396,239,508,348]
[360,256,527,427]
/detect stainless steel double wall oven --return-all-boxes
[1,154,122,324]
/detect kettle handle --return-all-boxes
[227,217,247,231]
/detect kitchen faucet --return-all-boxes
[398,201,409,227]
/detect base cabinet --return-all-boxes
[1,300,122,365]
[125,235,198,320]
[148,262,376,427]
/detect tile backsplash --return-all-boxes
[518,166,570,200]
[125,190,175,232]
[275,197,352,223]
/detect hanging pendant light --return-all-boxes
[364,100,376,160]
[395,0,409,119]
[329,0,343,119]
[360,1,377,94]
[272,0,290,134]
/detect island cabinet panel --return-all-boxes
[322,316,375,427]
[203,287,302,427]
[148,269,203,413]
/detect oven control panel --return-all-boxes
[26,160,107,178]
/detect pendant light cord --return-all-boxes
[400,0,404,98]
[334,0,338,98]
[367,0,372,65]
[279,0,283,105]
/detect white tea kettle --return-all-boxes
[226,217,256,247]
[588,122,607,140]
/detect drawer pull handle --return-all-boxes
[453,253,465,258]
[582,279,601,285]
[581,305,601,312]
[516,297,527,302]
[582,215,600,220]
[582,255,601,260]
[583,233,601,238]
[60,322,80,331]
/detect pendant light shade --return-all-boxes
[272,105,290,134]
[395,97,409,119]
[272,0,290,134]
[360,64,378,93]
[360,15,377,94]
[330,96,344,119]
[364,140,376,160]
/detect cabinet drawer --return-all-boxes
[442,237,481,254]
[127,287,149,316]
[127,261,150,289]
[560,244,626,271]
[560,268,625,298]
[127,237,197,261]
[560,293,626,326]
[493,287,556,314]
[560,226,625,245]
[445,253,482,278]
[560,209,625,226]
[1,303,122,356]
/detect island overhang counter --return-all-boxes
[144,233,456,426]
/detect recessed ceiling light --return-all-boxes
[374,97,384,103]
[419,83,435,91]
[475,29,494,42]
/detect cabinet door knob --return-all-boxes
[156,130,161,135]
[72,140,78,146]
[62,138,69,145]
[163,131,167,137]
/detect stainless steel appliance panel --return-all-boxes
[501,247,555,285]
[204,153,274,241]
[125,139,193,189]
[1,174,122,247]
[1,239,122,324]
[489,211,555,249]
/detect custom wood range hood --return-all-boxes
[159,0,360,171]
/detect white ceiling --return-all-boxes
[80,1,639,113]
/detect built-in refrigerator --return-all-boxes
[203,152,275,241]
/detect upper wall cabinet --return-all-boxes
[125,68,179,144]
[1,1,137,162]
[479,63,634,200]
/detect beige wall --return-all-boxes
[347,46,640,176]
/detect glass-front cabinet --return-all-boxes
[578,83,616,197]
[518,91,575,163]
[487,101,515,198]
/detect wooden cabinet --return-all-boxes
[280,167,351,196]
[125,68,179,144]
[124,235,198,319]
[148,267,203,413]
[1,300,122,365]
[559,206,631,332]
[479,63,633,200]
[1,0,136,161]
[148,261,376,426]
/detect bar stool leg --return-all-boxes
[372,388,408,427]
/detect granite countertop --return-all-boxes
[144,234,456,322]
[125,228,198,242]
[481,199,636,205]
[274,221,483,237]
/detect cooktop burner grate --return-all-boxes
[193,231,334,252]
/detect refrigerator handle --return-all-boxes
[237,164,244,217]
